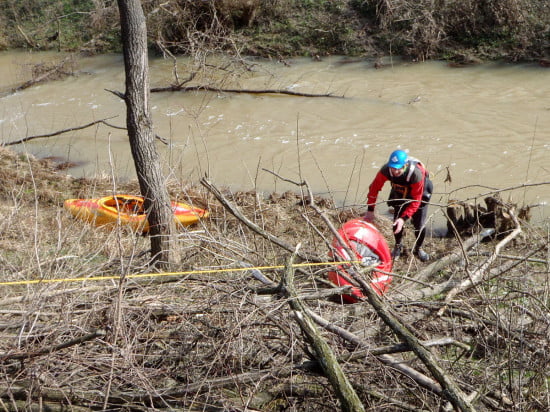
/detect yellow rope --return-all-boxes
[0,260,360,287]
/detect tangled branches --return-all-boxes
[0,153,548,410]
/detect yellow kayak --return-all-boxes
[64,194,209,233]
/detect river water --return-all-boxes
[1,51,549,226]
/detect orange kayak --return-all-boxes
[64,194,209,233]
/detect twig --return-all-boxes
[447,181,550,201]
[366,389,429,412]
[468,251,547,264]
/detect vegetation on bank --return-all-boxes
[0,143,549,410]
[1,2,550,410]
[1,0,549,62]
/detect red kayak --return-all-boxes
[328,219,393,303]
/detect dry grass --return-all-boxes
[0,146,549,410]
[2,0,548,61]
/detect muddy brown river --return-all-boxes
[1,51,549,227]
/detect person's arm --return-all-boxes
[366,171,388,212]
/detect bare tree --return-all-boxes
[117,0,174,266]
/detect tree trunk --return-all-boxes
[117,0,173,266]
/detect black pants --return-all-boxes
[390,178,433,250]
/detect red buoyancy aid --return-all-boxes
[328,219,393,303]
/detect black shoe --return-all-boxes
[392,244,403,260]
[414,248,430,262]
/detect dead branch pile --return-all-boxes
[0,149,549,411]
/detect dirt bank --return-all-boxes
[2,0,549,63]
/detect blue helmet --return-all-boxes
[388,150,408,169]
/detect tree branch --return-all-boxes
[151,84,345,98]
[2,115,169,146]
[281,246,366,412]
[200,177,322,262]
[2,117,119,147]
[0,329,106,362]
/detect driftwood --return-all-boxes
[446,192,537,237]
[151,84,345,98]
[10,55,73,93]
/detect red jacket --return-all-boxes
[367,161,427,220]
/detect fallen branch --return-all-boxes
[305,307,443,395]
[281,247,366,412]
[200,177,322,262]
[0,329,106,362]
[151,84,345,98]
[414,228,495,284]
[2,116,169,146]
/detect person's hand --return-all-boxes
[393,218,405,234]
[363,211,375,222]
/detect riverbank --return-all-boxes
[1,143,549,410]
[1,0,549,63]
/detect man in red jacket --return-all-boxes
[364,150,433,262]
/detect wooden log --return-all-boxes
[281,247,366,412]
